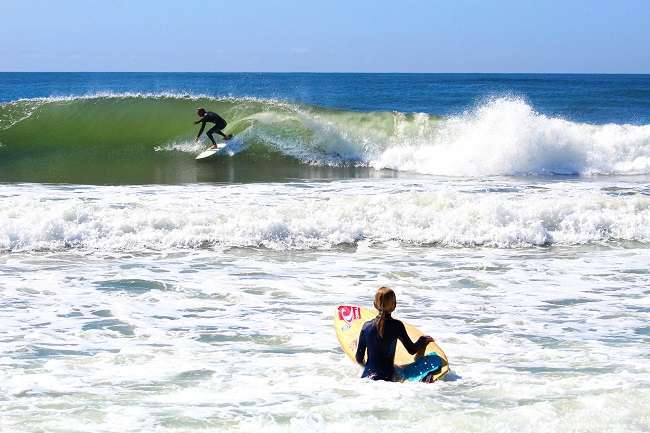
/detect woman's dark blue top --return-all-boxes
[355,315,428,381]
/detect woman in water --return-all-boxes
[355,286,434,381]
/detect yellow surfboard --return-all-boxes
[334,305,449,382]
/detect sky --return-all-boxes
[1,0,649,73]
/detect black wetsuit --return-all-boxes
[355,315,428,381]
[197,111,228,144]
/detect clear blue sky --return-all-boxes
[1,0,649,73]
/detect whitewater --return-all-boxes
[1,180,650,252]
[1,73,649,433]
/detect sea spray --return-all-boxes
[1,181,648,252]
[373,97,650,176]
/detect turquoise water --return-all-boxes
[0,74,649,433]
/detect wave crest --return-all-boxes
[372,97,650,176]
[1,94,649,177]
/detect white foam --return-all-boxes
[1,181,648,252]
[154,139,207,154]
[1,239,648,433]
[370,97,650,176]
[0,91,302,109]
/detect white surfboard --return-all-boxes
[196,143,229,160]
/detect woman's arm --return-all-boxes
[397,321,431,355]
[355,328,367,365]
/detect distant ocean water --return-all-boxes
[1,73,649,433]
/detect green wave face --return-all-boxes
[0,95,427,183]
[4,94,650,183]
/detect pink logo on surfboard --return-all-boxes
[338,306,361,324]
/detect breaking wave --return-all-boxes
[1,93,649,179]
[1,183,649,252]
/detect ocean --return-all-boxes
[1,73,649,433]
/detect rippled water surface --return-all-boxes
[1,73,649,432]
[1,179,649,433]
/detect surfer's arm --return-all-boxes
[195,120,206,139]
[397,322,430,355]
[355,330,367,366]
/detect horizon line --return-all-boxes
[1,71,650,75]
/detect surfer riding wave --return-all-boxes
[194,107,233,148]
